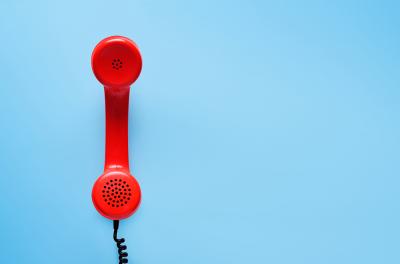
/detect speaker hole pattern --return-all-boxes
[112,58,123,70]
[102,179,132,208]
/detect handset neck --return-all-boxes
[104,86,131,172]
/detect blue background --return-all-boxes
[0,0,399,263]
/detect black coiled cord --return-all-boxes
[113,220,128,264]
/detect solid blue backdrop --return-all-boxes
[0,0,399,263]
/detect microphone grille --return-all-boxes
[101,178,132,208]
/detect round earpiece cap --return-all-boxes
[91,36,142,87]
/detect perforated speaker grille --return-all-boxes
[112,58,123,70]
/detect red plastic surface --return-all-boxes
[91,36,142,220]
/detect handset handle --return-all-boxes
[104,86,130,172]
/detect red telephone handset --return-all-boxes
[91,36,142,220]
